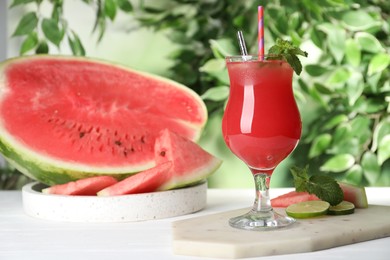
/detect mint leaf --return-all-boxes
[290,165,309,192]
[290,166,344,206]
[267,39,308,75]
[306,175,344,206]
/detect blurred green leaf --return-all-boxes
[320,154,355,172]
[116,0,132,12]
[210,39,236,58]
[68,30,85,56]
[12,12,38,36]
[342,10,381,31]
[35,41,49,54]
[199,59,225,73]
[378,135,390,165]
[201,86,229,102]
[323,114,349,130]
[355,32,384,53]
[332,124,351,144]
[42,18,64,46]
[361,151,380,185]
[314,83,332,95]
[367,53,390,76]
[20,32,38,54]
[371,118,390,152]
[344,164,364,185]
[9,0,36,8]
[346,72,364,106]
[104,0,117,20]
[327,67,351,85]
[305,64,329,77]
[309,133,332,158]
[318,23,345,64]
[345,39,361,67]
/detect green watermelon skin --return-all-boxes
[0,55,208,185]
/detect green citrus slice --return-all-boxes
[327,201,355,215]
[286,201,330,219]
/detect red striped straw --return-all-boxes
[258,6,264,60]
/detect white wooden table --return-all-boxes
[1,187,389,260]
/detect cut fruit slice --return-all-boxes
[286,201,330,219]
[154,129,222,190]
[327,201,355,215]
[338,182,368,208]
[42,175,118,195]
[271,191,320,207]
[97,162,173,196]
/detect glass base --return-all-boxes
[229,209,295,231]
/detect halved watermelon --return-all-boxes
[0,55,207,185]
[42,175,118,195]
[97,161,173,196]
[271,191,320,208]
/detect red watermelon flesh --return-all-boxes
[271,191,320,207]
[42,175,118,196]
[97,161,173,196]
[0,56,208,185]
[154,129,222,190]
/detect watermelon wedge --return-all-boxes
[338,182,368,208]
[0,56,208,185]
[271,191,320,208]
[97,162,173,196]
[154,129,222,190]
[42,175,118,195]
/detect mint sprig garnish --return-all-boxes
[290,166,344,206]
[267,39,308,75]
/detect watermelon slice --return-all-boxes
[271,191,320,208]
[154,129,222,190]
[42,175,118,195]
[338,182,368,208]
[272,182,368,208]
[97,161,173,196]
[0,56,207,185]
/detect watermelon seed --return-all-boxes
[115,140,122,146]
[79,132,86,138]
[140,136,145,143]
[86,126,93,133]
[160,151,166,157]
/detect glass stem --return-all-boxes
[252,173,272,212]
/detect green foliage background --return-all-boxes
[2,0,390,189]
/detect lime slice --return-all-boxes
[286,201,330,219]
[328,201,355,215]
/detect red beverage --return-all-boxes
[222,58,301,175]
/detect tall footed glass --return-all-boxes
[222,55,302,230]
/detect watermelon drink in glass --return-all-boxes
[222,54,302,230]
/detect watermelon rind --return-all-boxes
[0,55,208,185]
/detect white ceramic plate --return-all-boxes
[22,181,207,222]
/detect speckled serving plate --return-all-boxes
[22,181,207,222]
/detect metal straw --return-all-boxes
[237,31,248,56]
